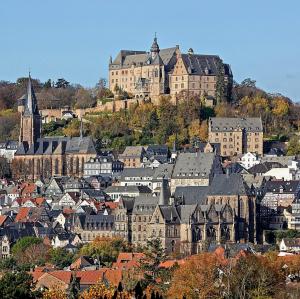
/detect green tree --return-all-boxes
[215,59,226,103]
[49,248,74,269]
[287,136,300,155]
[55,78,70,89]
[12,237,42,257]
[0,157,11,178]
[68,273,80,299]
[139,238,168,289]
[0,271,38,299]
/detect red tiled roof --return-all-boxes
[159,259,185,268]
[103,269,122,286]
[49,271,72,284]
[15,207,30,222]
[76,270,106,285]
[0,215,8,226]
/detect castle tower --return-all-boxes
[150,35,160,59]
[19,74,41,145]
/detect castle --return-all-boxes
[109,37,233,103]
[12,75,96,180]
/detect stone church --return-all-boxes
[12,75,96,180]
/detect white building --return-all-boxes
[239,152,260,169]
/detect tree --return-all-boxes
[12,237,43,263]
[55,78,70,89]
[138,238,170,294]
[44,79,52,89]
[68,273,80,299]
[49,248,74,269]
[74,88,96,109]
[287,136,300,155]
[0,157,11,178]
[42,288,67,299]
[79,237,130,266]
[215,59,227,103]
[168,253,222,299]
[0,271,38,299]
[240,78,256,88]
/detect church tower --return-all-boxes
[19,74,41,145]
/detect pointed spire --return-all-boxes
[24,72,38,116]
[109,55,112,64]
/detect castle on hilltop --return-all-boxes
[108,37,233,103]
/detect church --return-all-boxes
[12,75,97,180]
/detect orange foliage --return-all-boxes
[80,283,131,299]
[168,252,224,299]
[42,287,68,299]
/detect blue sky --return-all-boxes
[1,0,299,101]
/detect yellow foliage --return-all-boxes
[80,283,131,299]
[272,98,289,117]
[42,287,68,299]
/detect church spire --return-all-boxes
[24,73,38,116]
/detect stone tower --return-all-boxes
[19,74,41,145]
[159,177,170,205]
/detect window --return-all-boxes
[181,83,184,88]
[175,84,178,89]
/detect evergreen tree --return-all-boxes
[68,273,80,299]
[215,59,226,104]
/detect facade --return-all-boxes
[208,117,263,157]
[83,156,124,177]
[118,146,146,168]
[0,141,18,162]
[109,37,232,103]
[13,76,97,180]
[239,152,261,170]
[170,152,222,193]
[169,49,232,100]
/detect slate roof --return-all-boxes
[174,186,209,205]
[133,195,159,215]
[105,185,151,194]
[153,164,174,180]
[15,137,96,156]
[158,205,180,224]
[180,54,232,76]
[248,162,283,175]
[111,46,177,69]
[263,180,300,194]
[176,204,197,223]
[120,167,155,179]
[172,152,219,179]
[209,117,263,132]
[208,173,250,196]
[119,146,145,158]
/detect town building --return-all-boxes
[12,75,97,180]
[109,37,232,103]
[83,156,124,177]
[239,152,261,170]
[170,152,222,193]
[208,117,263,157]
[118,146,146,168]
[0,141,19,162]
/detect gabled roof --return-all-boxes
[208,173,250,196]
[174,186,209,205]
[180,53,231,76]
[209,117,263,132]
[172,152,220,179]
